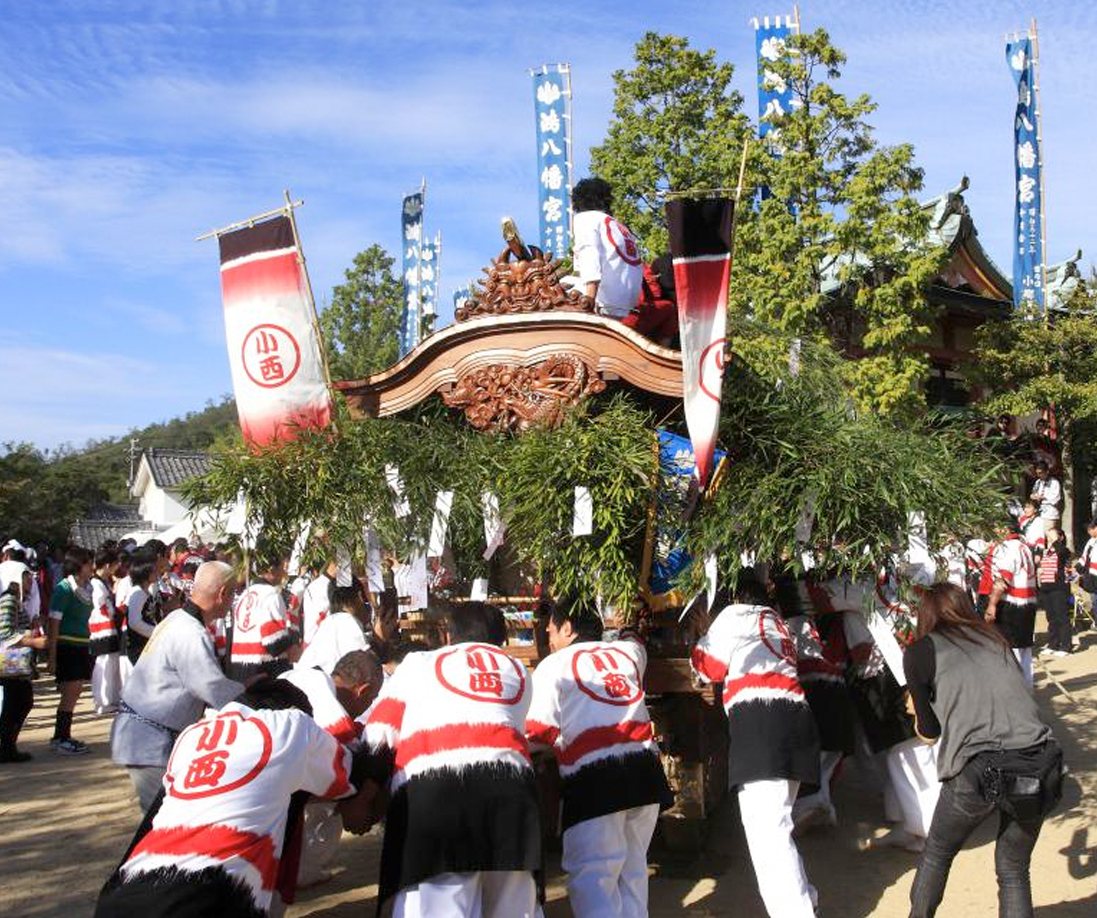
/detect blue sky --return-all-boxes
[2,0,1094,450]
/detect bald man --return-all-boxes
[111,561,246,811]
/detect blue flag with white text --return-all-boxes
[420,234,440,335]
[400,190,424,355]
[1006,37,1044,309]
[532,64,572,258]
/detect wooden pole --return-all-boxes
[1030,18,1050,323]
[283,188,339,433]
[196,201,303,241]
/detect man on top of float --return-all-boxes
[569,177,644,320]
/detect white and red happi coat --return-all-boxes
[526,639,672,830]
[280,665,360,747]
[692,604,820,788]
[228,582,298,680]
[786,610,857,756]
[89,576,121,657]
[363,642,540,906]
[991,535,1038,648]
[95,703,354,918]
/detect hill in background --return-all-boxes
[0,397,238,546]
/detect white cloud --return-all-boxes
[0,338,233,449]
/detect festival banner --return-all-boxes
[666,197,735,488]
[453,285,472,317]
[754,14,796,144]
[400,187,424,356]
[420,232,441,333]
[532,63,573,258]
[218,215,331,447]
[1006,35,1044,308]
[648,430,726,601]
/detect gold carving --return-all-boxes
[456,248,594,322]
[441,355,606,432]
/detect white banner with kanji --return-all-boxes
[218,214,330,447]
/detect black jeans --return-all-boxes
[910,752,1044,918]
[0,677,34,752]
[1039,585,1071,651]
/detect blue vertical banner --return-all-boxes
[1006,36,1044,309]
[400,186,424,356]
[420,232,440,335]
[532,63,573,258]
[453,285,471,316]
[754,15,797,146]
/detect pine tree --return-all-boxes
[321,244,403,381]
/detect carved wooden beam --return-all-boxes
[334,312,683,422]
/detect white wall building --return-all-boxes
[130,449,212,530]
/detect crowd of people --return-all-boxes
[0,511,1076,917]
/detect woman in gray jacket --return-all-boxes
[903,582,1062,918]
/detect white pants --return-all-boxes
[1014,647,1034,687]
[793,749,842,817]
[393,871,537,918]
[738,779,817,918]
[561,803,659,918]
[297,800,342,886]
[884,738,940,838]
[92,653,123,712]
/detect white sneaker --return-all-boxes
[50,738,90,756]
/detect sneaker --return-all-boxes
[1051,649,1069,658]
[50,738,90,756]
[0,749,33,763]
[858,827,924,853]
[793,803,837,836]
[1038,646,1055,656]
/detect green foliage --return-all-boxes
[969,277,1097,458]
[185,397,657,608]
[589,32,748,256]
[734,29,946,418]
[590,29,947,417]
[684,335,1005,592]
[187,338,1006,610]
[320,244,403,381]
[0,397,238,545]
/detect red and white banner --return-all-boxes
[218,215,331,447]
[666,198,735,488]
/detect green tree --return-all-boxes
[321,244,403,381]
[969,275,1097,468]
[734,29,945,416]
[591,30,946,416]
[589,32,749,255]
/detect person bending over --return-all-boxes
[690,575,821,918]
[362,602,541,917]
[527,596,672,918]
[95,678,367,918]
[904,583,1062,918]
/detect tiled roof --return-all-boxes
[85,502,143,521]
[70,519,153,548]
[145,449,212,489]
[69,502,150,548]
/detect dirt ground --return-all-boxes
[2,622,1096,918]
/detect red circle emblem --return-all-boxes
[571,646,644,706]
[603,217,642,266]
[435,643,526,705]
[698,338,727,403]
[241,323,301,389]
[758,609,797,666]
[166,712,273,800]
